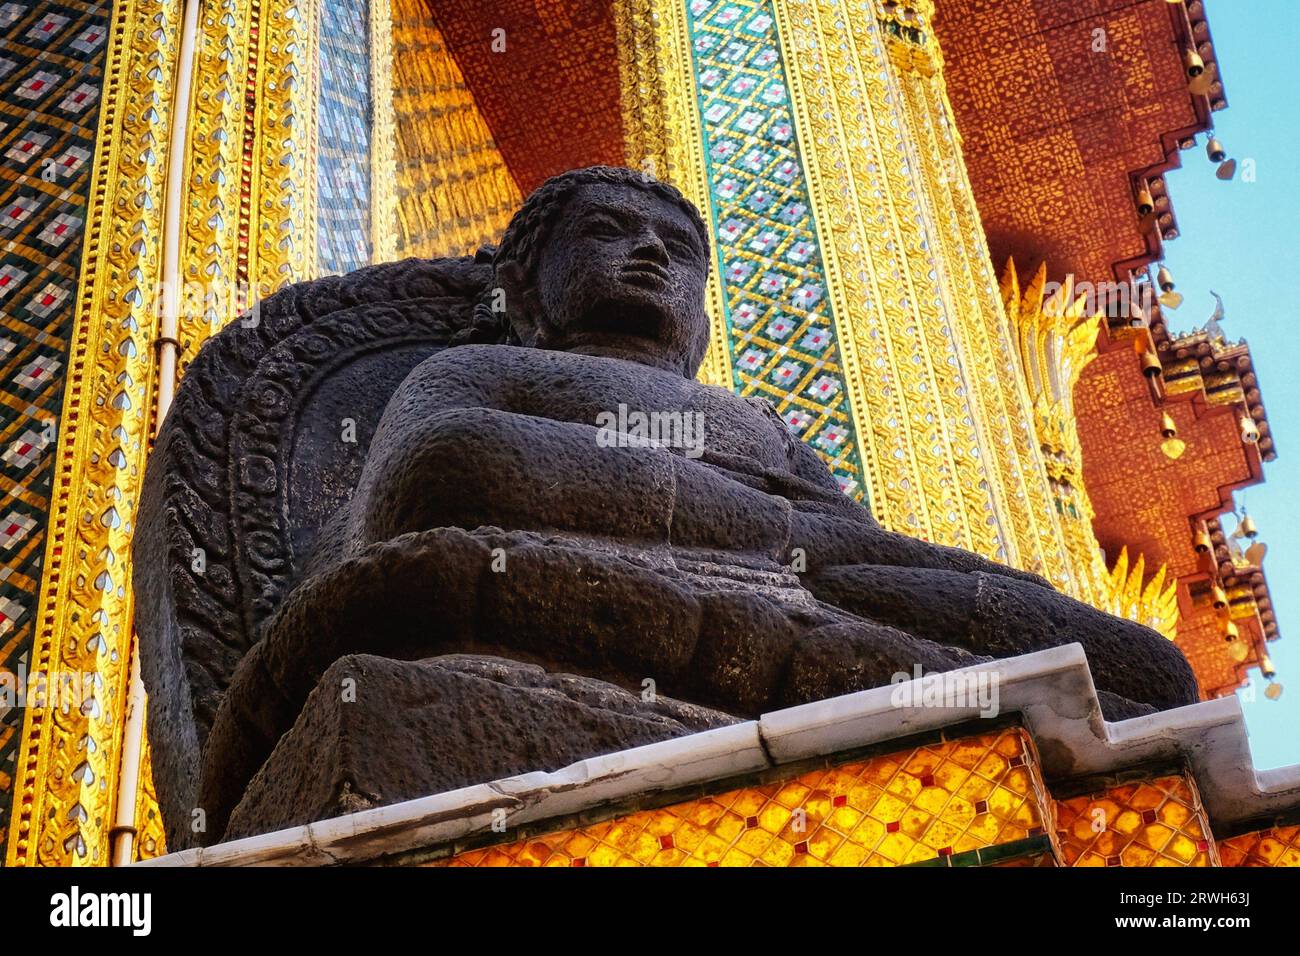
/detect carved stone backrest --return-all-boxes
[133,255,489,840]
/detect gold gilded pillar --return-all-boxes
[5,0,181,867]
[6,0,321,867]
[779,1,1006,554]
[883,23,1068,573]
[179,0,320,361]
[370,0,398,263]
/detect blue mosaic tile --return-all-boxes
[685,0,866,500]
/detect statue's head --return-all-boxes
[478,166,712,378]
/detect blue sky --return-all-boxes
[1157,0,1300,767]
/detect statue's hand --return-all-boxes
[789,508,1054,589]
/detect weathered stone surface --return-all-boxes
[223,653,736,842]
[135,166,1198,850]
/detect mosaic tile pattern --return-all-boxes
[685,0,866,500]
[0,0,110,857]
[1054,773,1219,867]
[1217,825,1300,867]
[317,0,373,275]
[433,727,1051,867]
[935,0,1202,294]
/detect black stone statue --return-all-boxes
[134,166,1197,849]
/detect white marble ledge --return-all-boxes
[142,643,1300,867]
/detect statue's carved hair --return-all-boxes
[453,165,711,346]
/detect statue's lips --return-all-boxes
[620,263,671,287]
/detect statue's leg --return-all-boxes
[198,531,986,844]
[667,587,987,713]
[775,619,992,710]
[198,527,501,846]
[471,540,988,716]
[805,563,1199,712]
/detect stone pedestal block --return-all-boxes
[223,653,736,842]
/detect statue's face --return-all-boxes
[518,182,711,377]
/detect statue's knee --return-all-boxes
[977,575,1199,709]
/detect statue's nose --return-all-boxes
[630,230,669,265]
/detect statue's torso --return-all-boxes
[341,341,835,559]
[386,343,799,470]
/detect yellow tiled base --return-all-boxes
[433,727,1053,867]
[1218,825,1300,867]
[1054,774,1218,867]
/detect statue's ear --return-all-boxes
[495,259,542,345]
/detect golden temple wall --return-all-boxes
[6,0,186,867]
[6,0,323,868]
